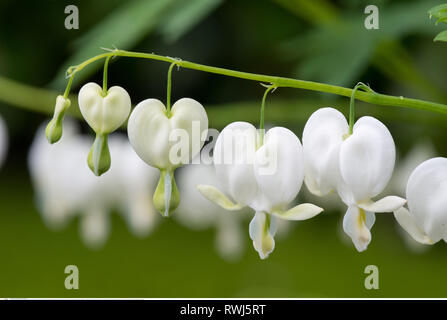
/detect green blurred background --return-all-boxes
[0,0,447,297]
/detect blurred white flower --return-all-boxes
[176,155,248,262]
[390,140,437,198]
[394,157,447,245]
[28,119,159,249]
[0,114,8,169]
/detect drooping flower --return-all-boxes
[29,120,159,248]
[388,141,436,252]
[0,114,8,169]
[127,98,208,217]
[78,82,131,176]
[198,121,323,259]
[394,157,447,245]
[303,108,406,252]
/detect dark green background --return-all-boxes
[0,0,446,297]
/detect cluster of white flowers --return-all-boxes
[30,120,159,249]
[45,79,447,260]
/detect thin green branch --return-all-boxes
[102,56,112,96]
[349,82,374,134]
[259,84,277,144]
[63,49,447,116]
[166,62,177,116]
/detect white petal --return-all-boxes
[342,205,372,252]
[249,212,277,259]
[253,127,304,211]
[213,122,259,206]
[128,98,208,170]
[302,108,348,196]
[272,203,323,221]
[406,157,447,242]
[394,207,434,245]
[79,82,131,134]
[196,184,244,211]
[339,116,395,202]
[358,196,406,213]
[128,99,171,169]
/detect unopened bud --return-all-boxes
[153,169,180,217]
[87,133,111,176]
[45,96,71,144]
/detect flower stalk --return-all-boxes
[61,49,447,115]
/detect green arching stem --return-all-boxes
[63,49,447,115]
[102,56,112,96]
[63,75,74,99]
[166,62,177,117]
[349,82,373,134]
[259,84,277,145]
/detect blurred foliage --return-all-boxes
[0,0,447,297]
[429,3,447,41]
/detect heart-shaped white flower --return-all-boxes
[198,121,323,259]
[303,108,406,252]
[394,157,447,245]
[77,82,131,176]
[128,97,208,217]
[78,82,131,135]
[127,97,208,170]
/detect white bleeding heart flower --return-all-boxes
[79,82,131,135]
[303,108,406,252]
[394,157,447,245]
[78,82,131,176]
[198,121,323,259]
[128,97,208,217]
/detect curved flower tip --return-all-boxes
[394,207,434,245]
[196,184,243,211]
[343,206,376,252]
[398,157,447,243]
[249,212,277,259]
[272,203,323,221]
[358,196,406,213]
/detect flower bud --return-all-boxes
[45,95,71,144]
[153,169,180,217]
[87,133,111,176]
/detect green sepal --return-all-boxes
[45,113,64,144]
[153,169,180,217]
[87,133,111,176]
